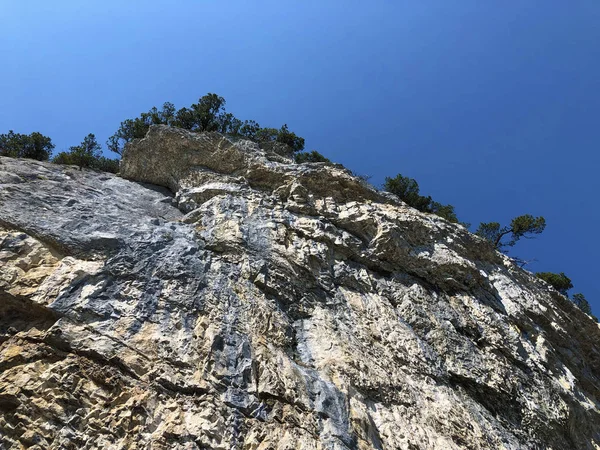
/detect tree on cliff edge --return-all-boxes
[383,174,459,223]
[106,102,178,155]
[107,94,305,155]
[535,271,573,296]
[70,134,102,169]
[572,293,594,316]
[0,131,54,160]
[476,215,546,252]
[53,134,103,170]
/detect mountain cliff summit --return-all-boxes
[1,125,599,449]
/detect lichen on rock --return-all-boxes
[0,126,599,449]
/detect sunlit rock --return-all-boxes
[0,127,598,449]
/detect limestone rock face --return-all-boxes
[1,126,599,449]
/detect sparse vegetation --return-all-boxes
[476,215,546,252]
[536,272,573,296]
[383,173,458,223]
[91,156,120,173]
[572,293,596,319]
[0,131,54,160]
[535,272,596,320]
[107,93,305,155]
[2,95,594,319]
[380,172,593,317]
[68,133,102,169]
[52,134,119,173]
[295,150,331,163]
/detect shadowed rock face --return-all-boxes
[0,126,599,449]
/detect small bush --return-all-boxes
[91,156,119,174]
[572,293,594,318]
[51,151,74,165]
[295,150,331,163]
[536,272,573,296]
[383,173,458,223]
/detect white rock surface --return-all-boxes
[0,126,599,449]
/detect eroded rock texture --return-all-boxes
[1,125,599,449]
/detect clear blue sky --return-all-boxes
[2,2,599,313]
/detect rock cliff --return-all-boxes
[1,125,599,449]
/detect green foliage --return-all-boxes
[254,127,279,144]
[107,94,305,155]
[274,124,305,153]
[51,151,74,165]
[383,174,458,223]
[253,125,304,152]
[52,134,119,173]
[476,215,546,251]
[475,213,590,317]
[295,150,331,163]
[238,120,261,139]
[430,201,459,223]
[511,215,546,241]
[475,222,502,245]
[68,134,102,169]
[572,293,594,317]
[107,102,177,155]
[174,93,226,132]
[0,130,54,160]
[91,156,120,174]
[383,174,429,210]
[533,278,597,320]
[535,272,573,296]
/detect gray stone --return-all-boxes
[0,127,599,449]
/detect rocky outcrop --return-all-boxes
[1,126,599,449]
